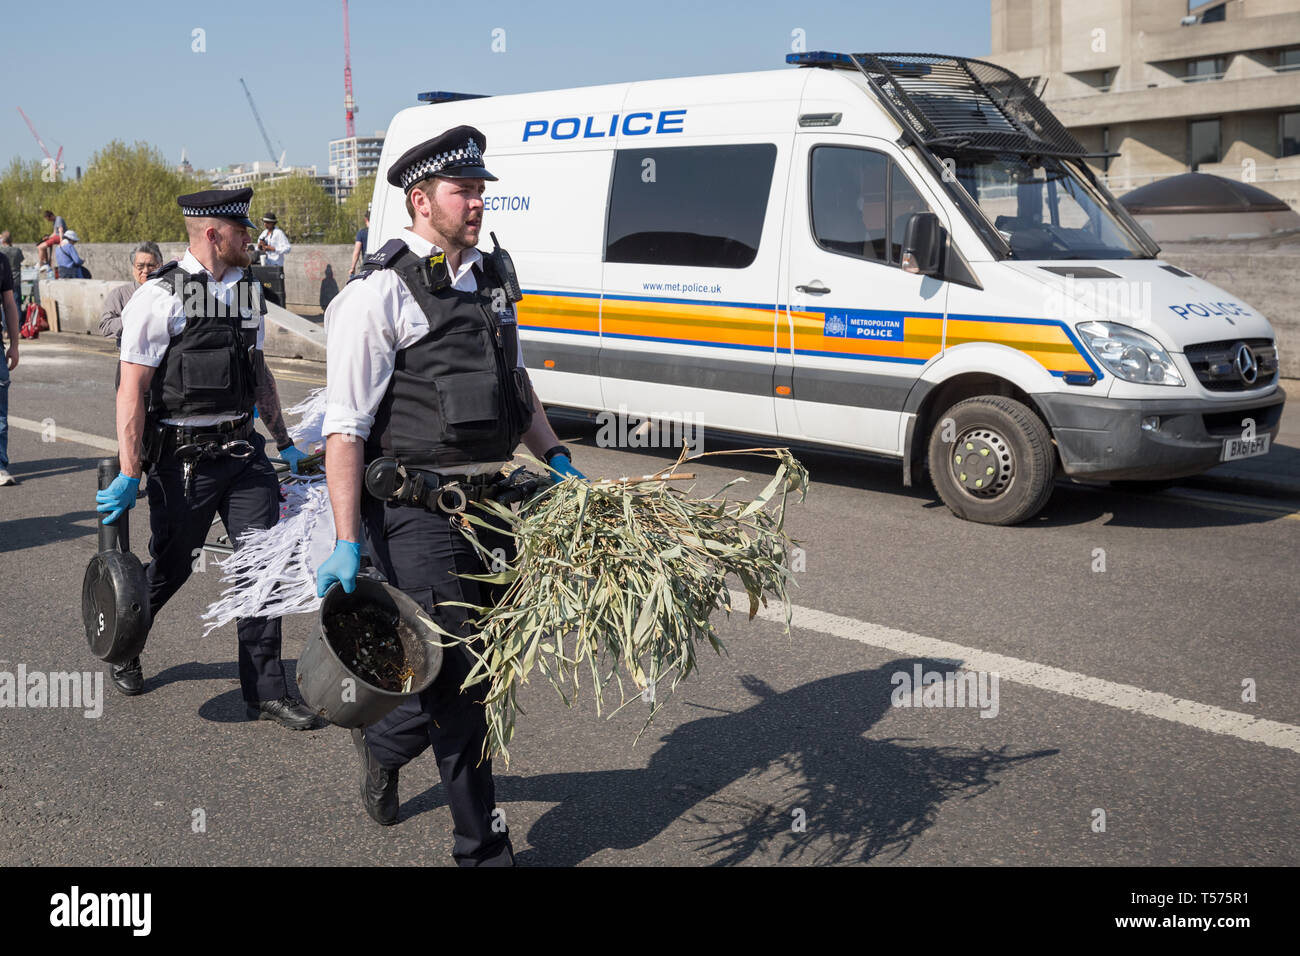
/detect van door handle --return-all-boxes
[795,281,831,295]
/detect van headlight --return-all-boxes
[1076,322,1184,386]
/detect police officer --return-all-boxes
[95,187,318,730]
[314,126,584,866]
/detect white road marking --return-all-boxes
[732,590,1300,755]
[8,416,118,453]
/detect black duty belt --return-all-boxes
[149,416,257,501]
[157,415,256,457]
[364,457,547,514]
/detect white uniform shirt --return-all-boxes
[119,250,265,426]
[321,228,527,476]
[257,227,291,267]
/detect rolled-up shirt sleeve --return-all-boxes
[321,278,398,441]
[118,280,179,367]
[273,230,291,256]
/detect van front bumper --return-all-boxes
[1033,388,1286,481]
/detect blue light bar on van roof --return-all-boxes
[416,91,490,104]
[786,51,855,66]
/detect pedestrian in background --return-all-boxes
[0,250,19,486]
[348,206,370,275]
[0,233,24,310]
[256,212,291,267]
[54,230,87,279]
[100,241,164,341]
[36,210,67,274]
[100,241,163,392]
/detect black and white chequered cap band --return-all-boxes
[399,139,484,191]
[180,200,250,218]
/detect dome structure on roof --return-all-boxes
[1118,173,1300,241]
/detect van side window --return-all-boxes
[810,146,935,267]
[605,144,777,269]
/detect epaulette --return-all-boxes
[348,238,409,284]
[147,260,181,281]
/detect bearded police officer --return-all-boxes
[314,126,584,866]
[95,187,317,729]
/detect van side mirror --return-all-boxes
[901,212,943,277]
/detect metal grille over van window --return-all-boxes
[604,144,776,268]
[810,146,935,266]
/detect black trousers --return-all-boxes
[142,432,288,703]
[360,493,516,867]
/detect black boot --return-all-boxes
[109,657,144,696]
[245,695,323,730]
[351,727,399,825]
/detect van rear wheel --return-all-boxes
[927,396,1055,525]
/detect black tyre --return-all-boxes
[927,396,1056,525]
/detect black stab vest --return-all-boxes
[362,241,534,469]
[147,263,262,420]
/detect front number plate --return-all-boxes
[1220,435,1271,462]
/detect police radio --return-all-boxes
[487,232,523,303]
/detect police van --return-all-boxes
[366,51,1286,525]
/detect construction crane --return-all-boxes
[239,77,284,167]
[342,0,357,138]
[17,107,63,175]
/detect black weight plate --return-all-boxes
[82,551,151,664]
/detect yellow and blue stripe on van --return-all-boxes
[516,291,1102,380]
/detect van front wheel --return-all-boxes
[927,396,1056,525]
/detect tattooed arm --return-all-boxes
[251,351,292,448]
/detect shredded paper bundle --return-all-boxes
[200,478,334,635]
[446,448,809,763]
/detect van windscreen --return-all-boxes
[942,153,1147,260]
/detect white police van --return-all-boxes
[367,52,1285,525]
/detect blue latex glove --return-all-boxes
[95,472,140,525]
[316,540,362,597]
[548,453,586,483]
[278,444,308,474]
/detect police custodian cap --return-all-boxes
[386,125,498,192]
[176,188,256,228]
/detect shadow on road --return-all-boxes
[403,660,1056,865]
[0,509,99,553]
[3,455,100,482]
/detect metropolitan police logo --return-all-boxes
[824,314,847,337]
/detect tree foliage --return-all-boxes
[251,174,350,244]
[59,141,203,243]
[0,157,70,242]
[2,141,370,246]
[0,141,201,243]
[338,174,376,242]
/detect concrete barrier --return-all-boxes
[39,278,326,362]
[15,242,356,315]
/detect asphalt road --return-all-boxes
[1,334,1297,866]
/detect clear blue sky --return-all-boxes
[4,0,991,177]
